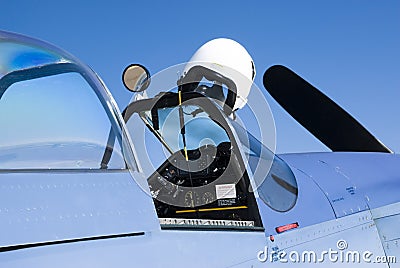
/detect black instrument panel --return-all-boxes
[148,142,250,221]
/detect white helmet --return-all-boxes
[182,38,256,111]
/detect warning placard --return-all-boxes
[216,184,236,199]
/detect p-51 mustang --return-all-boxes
[0,31,398,267]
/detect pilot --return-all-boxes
[179,38,256,113]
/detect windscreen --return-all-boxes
[0,67,125,170]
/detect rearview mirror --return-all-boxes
[122,64,150,92]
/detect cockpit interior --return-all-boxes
[122,91,263,230]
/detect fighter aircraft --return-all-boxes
[0,30,398,267]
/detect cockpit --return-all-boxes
[123,89,263,229]
[120,60,299,231]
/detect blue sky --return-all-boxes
[1,1,399,153]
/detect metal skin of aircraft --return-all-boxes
[0,30,399,268]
